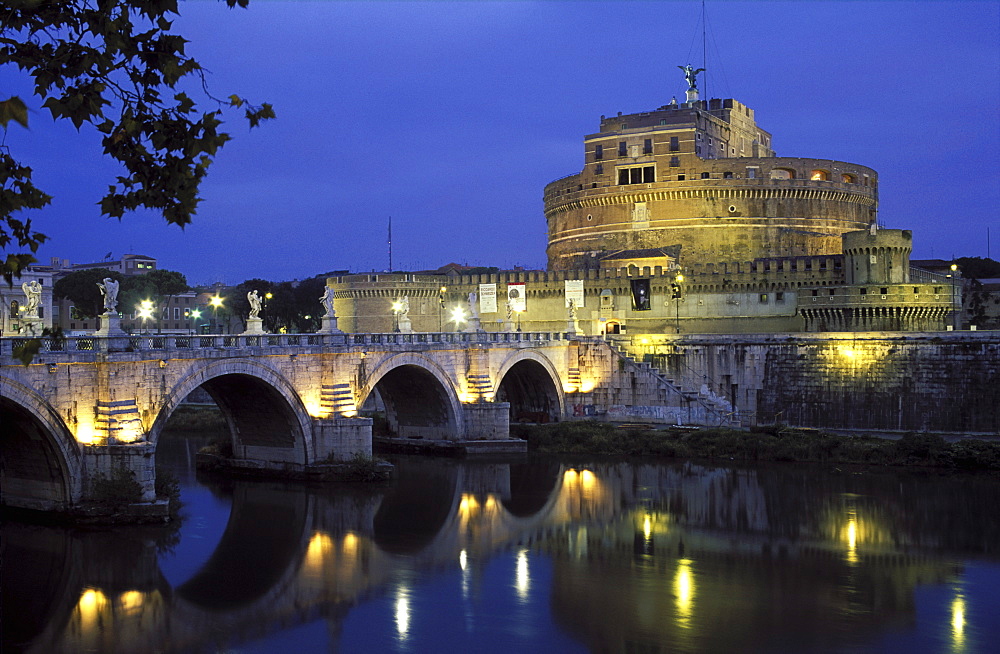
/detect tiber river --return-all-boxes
[3,431,1000,653]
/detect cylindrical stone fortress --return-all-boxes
[544,98,879,270]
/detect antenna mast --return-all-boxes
[702,0,708,99]
[388,216,392,272]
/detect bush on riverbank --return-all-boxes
[165,404,226,431]
[510,422,1000,473]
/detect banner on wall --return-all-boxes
[564,279,585,308]
[479,283,497,313]
[506,283,526,312]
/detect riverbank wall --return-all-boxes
[596,331,1000,435]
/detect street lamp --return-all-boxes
[392,299,403,332]
[514,308,523,332]
[264,291,273,330]
[209,295,224,333]
[190,308,202,335]
[950,263,959,330]
[137,300,154,335]
[450,306,465,331]
[438,286,447,332]
[672,273,684,334]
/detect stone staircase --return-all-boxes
[602,338,739,426]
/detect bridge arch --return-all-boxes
[0,375,83,511]
[359,353,464,441]
[494,350,566,423]
[149,359,313,464]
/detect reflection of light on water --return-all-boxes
[515,549,530,600]
[305,531,333,571]
[395,588,410,640]
[77,587,109,627]
[459,549,468,571]
[118,590,144,614]
[951,594,966,651]
[674,559,695,628]
[643,513,652,541]
[841,509,860,565]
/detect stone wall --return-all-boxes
[623,332,1000,434]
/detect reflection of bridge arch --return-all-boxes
[176,483,313,611]
[494,350,565,423]
[0,375,82,511]
[373,462,460,554]
[149,359,313,464]
[359,353,463,440]
[502,461,563,517]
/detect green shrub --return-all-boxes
[155,466,181,515]
[91,465,142,508]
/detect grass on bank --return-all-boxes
[510,422,1000,473]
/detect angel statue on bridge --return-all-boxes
[248,290,262,319]
[97,277,119,312]
[319,287,336,318]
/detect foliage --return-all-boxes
[0,0,274,282]
[11,325,64,365]
[513,423,1000,474]
[956,257,1000,281]
[162,404,225,431]
[231,277,272,328]
[154,465,181,516]
[52,267,121,318]
[341,451,387,482]
[91,464,142,508]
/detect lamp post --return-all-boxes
[264,291,273,331]
[950,263,959,330]
[450,306,465,332]
[438,286,447,332]
[190,308,202,335]
[515,309,523,332]
[672,273,684,334]
[392,300,403,332]
[209,295,224,333]
[137,300,154,335]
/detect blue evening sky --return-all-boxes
[3,1,998,285]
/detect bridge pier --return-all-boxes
[461,402,510,440]
[312,416,373,460]
[81,441,157,504]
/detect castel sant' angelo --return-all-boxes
[330,68,956,335]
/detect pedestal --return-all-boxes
[398,315,413,333]
[20,316,44,337]
[242,317,266,335]
[318,315,343,334]
[464,317,482,333]
[95,312,126,336]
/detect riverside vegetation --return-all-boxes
[511,423,1000,474]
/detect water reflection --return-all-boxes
[3,447,1000,653]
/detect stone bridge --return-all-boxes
[0,331,607,515]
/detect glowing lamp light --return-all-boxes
[451,306,466,324]
[580,379,595,393]
[209,295,224,309]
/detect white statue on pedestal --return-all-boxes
[320,287,336,318]
[248,290,262,319]
[21,280,41,318]
[98,277,119,312]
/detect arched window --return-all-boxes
[770,168,795,180]
[810,169,829,181]
[842,173,856,184]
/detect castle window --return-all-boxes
[670,157,680,167]
[811,289,819,296]
[618,165,655,185]
[759,293,768,303]
[723,171,733,179]
[842,173,856,183]
[770,168,795,180]
[596,163,603,175]
[595,144,603,160]
[859,288,868,295]
[746,167,758,179]
[618,141,627,157]
[776,292,785,303]
[618,170,629,184]
[810,169,829,181]
[697,133,703,140]
[620,123,627,130]
[643,139,652,154]
[829,288,835,296]
[670,136,679,152]
[913,287,919,294]
[696,146,702,155]
[659,119,667,125]
[677,174,685,180]
[880,287,888,295]
[701,172,710,179]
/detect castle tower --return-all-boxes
[544,94,878,271]
[842,227,911,285]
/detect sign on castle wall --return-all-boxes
[565,279,585,308]
[507,284,526,312]
[479,283,497,314]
